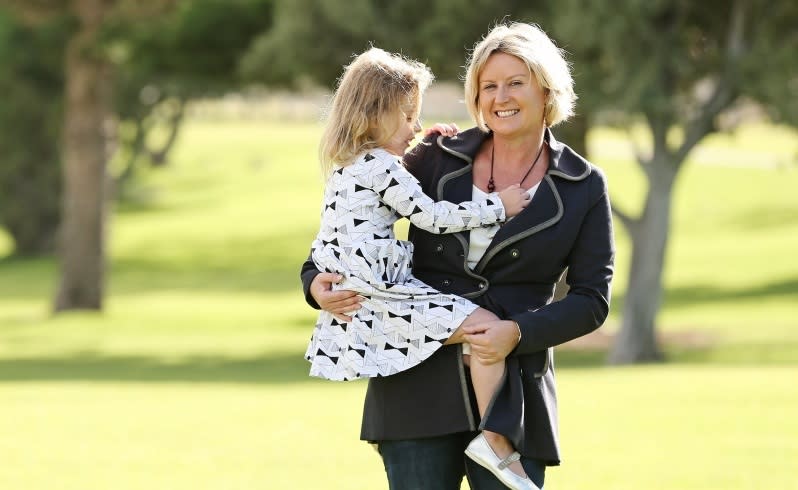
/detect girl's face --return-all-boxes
[478,52,546,138]
[384,100,422,156]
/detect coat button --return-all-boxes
[510,249,520,258]
[443,279,451,286]
[435,244,444,253]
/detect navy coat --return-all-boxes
[301,127,614,465]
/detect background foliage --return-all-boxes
[0,9,69,255]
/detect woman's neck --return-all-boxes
[491,128,546,169]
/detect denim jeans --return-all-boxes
[377,433,545,490]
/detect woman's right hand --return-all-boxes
[497,184,531,218]
[310,272,362,322]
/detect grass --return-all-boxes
[1,119,797,489]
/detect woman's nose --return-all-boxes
[496,85,509,102]
[413,120,422,133]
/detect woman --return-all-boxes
[301,22,614,490]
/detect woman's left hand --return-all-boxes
[462,320,520,365]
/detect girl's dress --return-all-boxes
[306,148,506,381]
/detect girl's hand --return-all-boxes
[424,122,460,137]
[309,273,362,322]
[498,184,531,218]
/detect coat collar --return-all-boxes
[437,126,592,181]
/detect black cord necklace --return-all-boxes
[488,140,546,193]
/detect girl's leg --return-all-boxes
[446,308,528,479]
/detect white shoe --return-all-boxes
[465,433,540,490]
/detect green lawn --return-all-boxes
[1,119,797,489]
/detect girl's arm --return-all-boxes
[363,152,516,234]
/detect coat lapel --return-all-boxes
[434,127,590,274]
[437,163,474,204]
[474,175,563,273]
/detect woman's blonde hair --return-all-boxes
[319,47,433,175]
[464,22,576,131]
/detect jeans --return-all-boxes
[377,433,545,490]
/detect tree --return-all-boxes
[240,0,545,88]
[105,0,274,194]
[0,9,68,255]
[554,0,798,362]
[3,0,182,310]
[2,0,272,310]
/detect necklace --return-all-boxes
[487,140,546,193]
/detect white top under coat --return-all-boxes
[467,183,540,270]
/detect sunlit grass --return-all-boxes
[1,119,797,489]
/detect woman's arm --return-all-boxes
[510,171,615,354]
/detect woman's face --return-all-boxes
[478,52,546,138]
[384,101,422,156]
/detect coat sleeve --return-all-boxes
[300,250,321,309]
[363,152,506,234]
[510,169,615,353]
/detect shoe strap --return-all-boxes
[497,451,521,470]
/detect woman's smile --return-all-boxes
[496,109,520,118]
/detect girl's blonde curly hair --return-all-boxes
[319,47,433,176]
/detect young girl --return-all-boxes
[305,47,536,490]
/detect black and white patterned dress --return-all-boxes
[306,148,506,381]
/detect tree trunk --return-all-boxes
[54,0,112,311]
[115,115,146,188]
[149,97,185,166]
[609,158,677,364]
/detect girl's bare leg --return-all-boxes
[445,308,528,478]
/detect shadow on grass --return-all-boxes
[0,351,316,385]
[606,276,798,316]
[554,342,798,368]
[663,277,798,306]
[0,349,609,385]
[2,342,796,385]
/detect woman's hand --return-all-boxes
[423,122,460,138]
[310,273,362,322]
[462,320,521,365]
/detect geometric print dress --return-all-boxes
[306,148,507,381]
